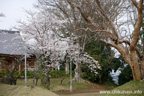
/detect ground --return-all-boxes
[0,84,58,96]
[0,77,116,96]
[102,81,144,96]
[1,78,143,96]
[50,77,116,96]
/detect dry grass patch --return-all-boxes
[0,83,58,96]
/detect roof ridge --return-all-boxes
[0,30,19,34]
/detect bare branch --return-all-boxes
[131,0,139,8]
[94,0,118,40]
[67,0,90,23]
[130,0,143,48]
[75,27,114,38]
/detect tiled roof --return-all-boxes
[0,30,25,55]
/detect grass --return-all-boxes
[101,80,144,96]
[0,83,58,96]
[16,77,91,91]
[50,77,89,91]
[0,77,117,96]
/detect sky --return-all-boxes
[0,0,37,30]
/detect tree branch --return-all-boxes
[100,39,116,47]
[119,40,143,59]
[131,0,138,9]
[94,0,119,40]
[67,0,89,23]
[130,0,143,48]
[75,27,114,38]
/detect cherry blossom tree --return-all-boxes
[63,36,101,82]
[17,10,68,88]
[36,0,101,82]
[17,0,102,86]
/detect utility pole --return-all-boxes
[25,52,27,86]
[70,54,72,92]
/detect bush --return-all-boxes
[0,70,9,78]
[50,70,66,78]
[50,70,75,78]
[0,70,34,78]
[81,72,88,78]
[27,71,34,78]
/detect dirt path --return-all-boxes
[59,92,100,96]
[53,80,111,96]
[54,89,104,96]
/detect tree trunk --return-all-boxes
[41,74,45,85]
[117,47,142,81]
[140,58,144,79]
[33,77,39,86]
[2,77,16,85]
[35,77,39,86]
[65,62,69,74]
[74,62,83,82]
[60,77,65,85]
[9,73,17,85]
[45,74,50,89]
[115,45,141,81]
[130,48,141,80]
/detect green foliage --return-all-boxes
[81,61,113,83]
[0,70,34,78]
[110,56,133,85]
[110,58,124,72]
[81,63,99,82]
[0,70,8,77]
[14,71,22,78]
[13,70,34,78]
[81,72,87,78]
[83,40,130,84]
[84,40,116,83]
[27,71,34,78]
[118,65,133,85]
[59,63,65,70]
[50,70,66,78]
[50,70,75,78]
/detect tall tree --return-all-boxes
[36,0,101,82]
[53,0,144,81]
[17,10,68,88]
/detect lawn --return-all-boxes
[16,77,115,91]
[1,78,144,96]
[0,77,116,96]
[50,77,89,91]
[101,81,144,96]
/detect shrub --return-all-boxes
[27,71,34,78]
[50,70,75,78]
[0,70,9,77]
[0,70,34,78]
[81,72,87,79]
[50,70,66,78]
